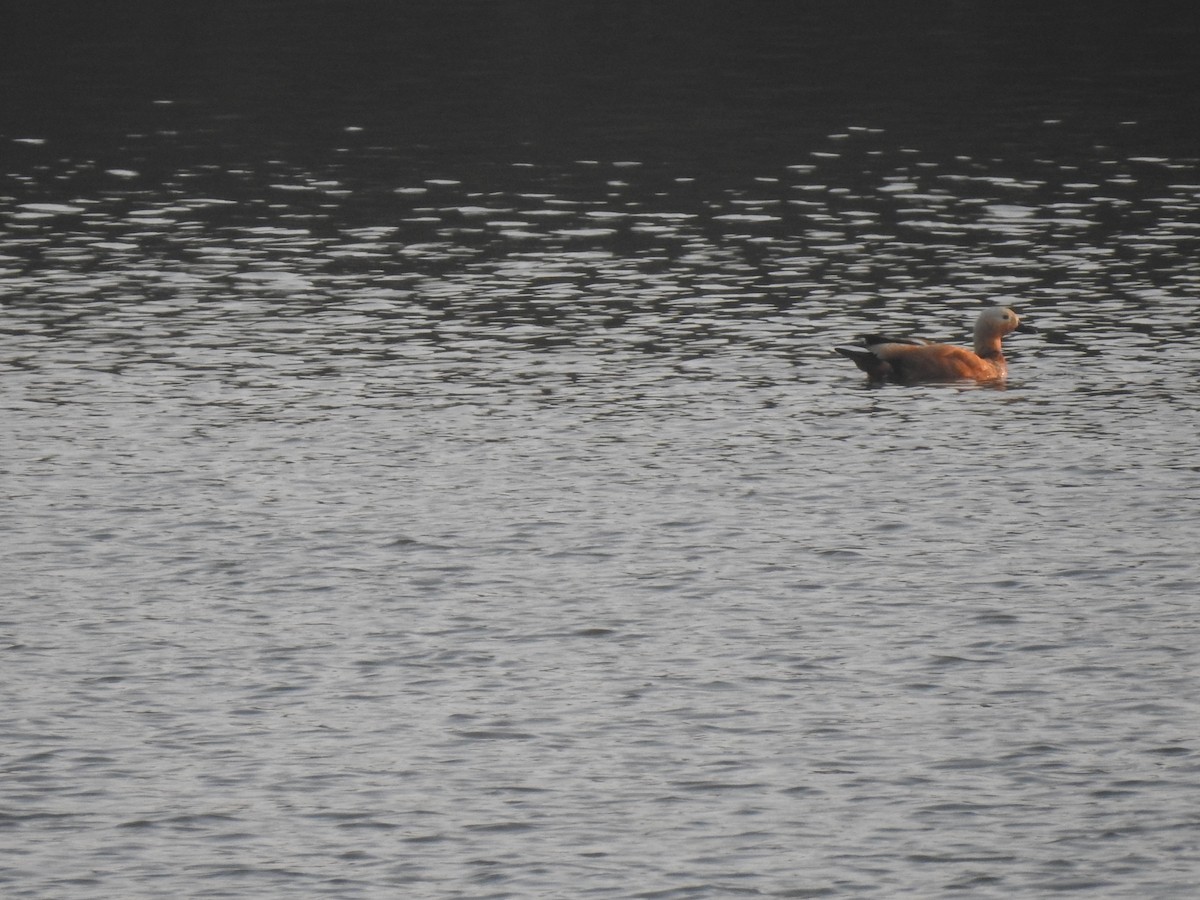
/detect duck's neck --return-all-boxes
[974,334,1004,360]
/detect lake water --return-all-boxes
[3,4,1200,897]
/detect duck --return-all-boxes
[834,306,1037,384]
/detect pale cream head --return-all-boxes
[974,306,1023,341]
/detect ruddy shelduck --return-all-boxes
[834,306,1037,384]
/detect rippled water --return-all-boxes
[4,5,1200,898]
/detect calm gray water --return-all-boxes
[4,4,1200,898]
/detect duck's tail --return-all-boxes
[833,345,892,381]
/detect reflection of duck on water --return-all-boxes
[834,306,1038,384]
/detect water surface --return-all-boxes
[3,4,1200,897]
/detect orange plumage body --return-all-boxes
[834,307,1036,384]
